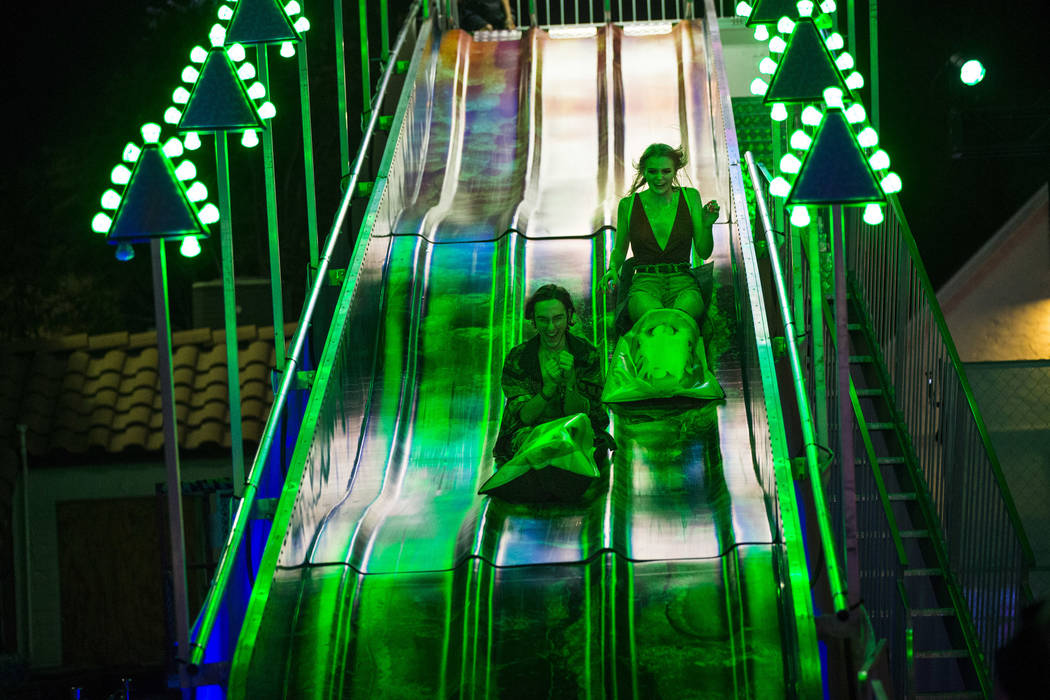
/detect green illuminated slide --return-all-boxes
[229,19,818,698]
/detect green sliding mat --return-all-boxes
[228,18,812,698]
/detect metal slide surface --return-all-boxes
[231,20,794,699]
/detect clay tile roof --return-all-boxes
[0,322,298,464]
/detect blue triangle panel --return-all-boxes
[226,0,300,45]
[765,20,848,104]
[108,146,206,244]
[748,0,800,25]
[789,111,885,205]
[179,50,263,132]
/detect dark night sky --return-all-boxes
[7,1,1048,338]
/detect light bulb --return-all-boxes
[285,1,302,15]
[754,25,770,41]
[790,130,812,150]
[796,1,814,16]
[801,106,823,126]
[209,24,226,48]
[959,59,985,86]
[880,172,902,194]
[226,43,246,62]
[780,153,802,174]
[868,150,890,170]
[863,203,884,225]
[820,0,837,12]
[199,204,220,225]
[769,36,787,54]
[92,212,113,233]
[845,103,866,123]
[759,57,777,75]
[190,46,208,63]
[140,123,162,144]
[122,143,141,163]
[825,33,844,51]
[241,130,260,148]
[164,107,182,125]
[845,72,865,90]
[162,137,184,159]
[238,63,256,81]
[750,77,769,96]
[217,5,234,21]
[115,243,135,261]
[777,17,796,34]
[293,17,310,33]
[181,66,200,84]
[735,2,753,17]
[247,82,266,100]
[280,42,296,58]
[258,102,276,119]
[184,132,202,151]
[770,103,788,122]
[823,87,844,109]
[857,127,879,148]
[790,206,811,227]
[186,182,208,202]
[769,177,791,197]
[173,87,191,104]
[836,53,855,71]
[100,189,121,210]
[175,160,197,181]
[111,165,132,185]
[180,236,202,257]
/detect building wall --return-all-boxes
[13,459,230,668]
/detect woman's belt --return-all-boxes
[634,262,692,274]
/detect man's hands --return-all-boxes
[542,350,575,399]
[600,266,619,293]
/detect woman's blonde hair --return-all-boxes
[628,143,688,195]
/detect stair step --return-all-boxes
[912,607,956,617]
[901,529,931,539]
[914,648,970,659]
[847,323,864,331]
[856,388,883,397]
[904,568,945,577]
[888,492,917,501]
[877,456,906,465]
[849,354,874,364]
[868,422,896,430]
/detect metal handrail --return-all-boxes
[744,151,848,617]
[186,1,423,671]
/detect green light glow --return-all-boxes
[218,4,234,21]
[173,87,191,104]
[825,33,844,51]
[163,137,185,158]
[801,106,822,126]
[845,103,866,123]
[199,203,220,224]
[835,53,855,71]
[820,0,836,12]
[845,71,865,90]
[754,25,769,41]
[181,66,200,83]
[190,46,208,63]
[293,17,310,32]
[959,59,985,86]
[796,1,814,16]
[857,127,879,147]
[750,77,769,96]
[241,130,260,148]
[186,182,208,202]
[122,143,141,162]
[140,123,162,143]
[759,57,777,75]
[769,176,791,197]
[100,189,121,210]
[258,101,276,119]
[863,203,884,225]
[777,17,796,34]
[184,132,202,150]
[790,130,812,150]
[115,243,135,261]
[735,2,753,18]
[111,164,132,185]
[790,206,811,227]
[769,36,787,53]
[771,103,788,122]
[180,236,202,257]
[209,24,227,47]
[823,87,844,109]
[238,62,257,80]
[285,1,302,15]
[226,43,246,62]
[175,160,197,181]
[280,41,296,58]
[247,82,266,100]
[164,107,182,124]
[868,150,890,170]
[92,212,113,233]
[780,153,802,174]
[880,172,902,194]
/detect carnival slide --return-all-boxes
[227,18,803,698]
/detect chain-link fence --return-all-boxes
[966,360,1050,599]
